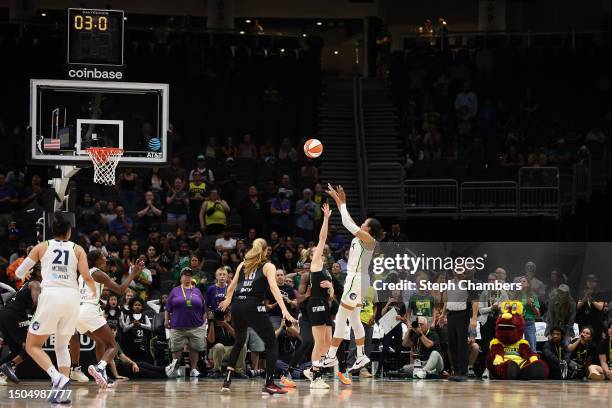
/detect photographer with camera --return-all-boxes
[199,189,230,236]
[398,316,443,379]
[264,269,297,330]
[207,309,247,378]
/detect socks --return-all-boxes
[356,345,364,358]
[327,346,339,359]
[47,366,62,383]
[97,361,107,371]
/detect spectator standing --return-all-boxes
[136,191,163,238]
[199,189,230,236]
[188,171,208,223]
[166,178,189,227]
[237,134,258,159]
[205,268,229,312]
[109,206,134,238]
[237,186,264,236]
[166,155,188,190]
[516,275,540,351]
[269,191,291,237]
[524,261,547,300]
[189,155,215,185]
[294,189,316,242]
[118,168,139,213]
[576,274,606,342]
[76,193,101,234]
[164,268,207,378]
[545,284,576,339]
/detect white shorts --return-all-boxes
[341,274,362,308]
[76,303,107,334]
[29,288,80,336]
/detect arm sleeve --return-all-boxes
[339,204,360,235]
[15,257,37,280]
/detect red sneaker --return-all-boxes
[262,383,288,395]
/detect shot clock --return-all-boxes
[67,8,124,66]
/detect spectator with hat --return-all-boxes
[164,267,207,378]
[189,154,215,184]
[545,284,576,340]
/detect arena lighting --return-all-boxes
[280,48,285,53]
[245,19,251,23]
[41,12,47,17]
[316,21,323,26]
[302,33,307,37]
[124,16,128,21]
[239,30,245,35]
[333,50,339,55]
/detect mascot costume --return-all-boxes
[486,301,548,380]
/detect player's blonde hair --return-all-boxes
[243,238,268,274]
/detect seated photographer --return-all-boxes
[567,325,598,380]
[541,326,571,379]
[108,324,169,380]
[207,309,247,377]
[274,317,308,382]
[398,316,443,379]
[589,322,612,381]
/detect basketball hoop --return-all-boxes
[86,147,124,186]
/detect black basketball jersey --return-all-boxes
[309,269,332,299]
[4,282,35,319]
[235,263,269,301]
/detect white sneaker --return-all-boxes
[413,368,427,379]
[348,355,371,373]
[313,354,338,369]
[165,359,179,378]
[87,365,108,389]
[190,369,200,377]
[467,367,476,378]
[0,374,7,385]
[482,368,490,380]
[70,366,89,383]
[310,378,330,389]
[303,368,314,381]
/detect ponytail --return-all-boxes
[243,238,268,275]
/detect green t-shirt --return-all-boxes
[520,293,540,321]
[408,293,435,324]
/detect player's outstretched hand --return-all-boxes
[336,185,346,204]
[322,202,332,218]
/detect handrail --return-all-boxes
[353,76,367,220]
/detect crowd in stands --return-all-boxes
[390,38,611,182]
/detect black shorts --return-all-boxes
[306,297,332,327]
[0,311,28,352]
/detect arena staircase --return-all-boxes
[317,78,366,231]
[360,78,404,217]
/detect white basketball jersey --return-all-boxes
[79,268,104,305]
[346,237,374,277]
[40,239,79,290]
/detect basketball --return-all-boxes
[148,137,161,151]
[304,138,323,158]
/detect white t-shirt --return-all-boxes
[215,237,237,251]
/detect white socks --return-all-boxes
[47,366,62,383]
[327,345,339,359]
[97,360,107,371]
[357,345,365,358]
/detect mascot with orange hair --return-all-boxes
[486,301,548,380]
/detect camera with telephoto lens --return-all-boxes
[411,320,419,329]
[213,309,226,321]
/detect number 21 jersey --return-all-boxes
[40,239,79,290]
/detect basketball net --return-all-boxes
[85,147,124,186]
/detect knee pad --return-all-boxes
[349,308,365,339]
[54,335,71,369]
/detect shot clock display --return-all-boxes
[67,8,124,66]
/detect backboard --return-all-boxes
[28,79,169,167]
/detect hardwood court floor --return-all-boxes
[2,378,611,408]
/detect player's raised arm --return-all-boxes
[326,183,375,248]
[311,203,331,271]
